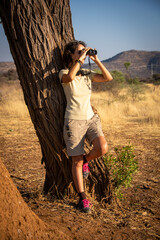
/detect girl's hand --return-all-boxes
[79,47,91,63]
[89,54,98,62]
[89,49,99,63]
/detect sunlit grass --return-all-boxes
[0,81,28,118]
[0,81,160,127]
[91,84,160,126]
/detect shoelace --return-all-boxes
[82,199,90,208]
[83,163,90,172]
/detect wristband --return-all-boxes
[75,59,82,66]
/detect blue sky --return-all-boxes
[0,0,160,61]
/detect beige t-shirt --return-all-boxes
[59,68,96,120]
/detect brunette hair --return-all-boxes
[63,40,86,68]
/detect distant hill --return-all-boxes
[85,50,160,78]
[1,50,160,78]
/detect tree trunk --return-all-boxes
[0,0,112,201]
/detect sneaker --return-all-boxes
[82,162,90,179]
[78,199,91,213]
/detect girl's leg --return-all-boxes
[72,155,91,213]
[85,136,108,162]
[72,154,84,193]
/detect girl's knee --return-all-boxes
[100,142,108,155]
[93,136,108,157]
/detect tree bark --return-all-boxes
[0,0,112,201]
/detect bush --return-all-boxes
[92,69,146,102]
[111,70,126,84]
[152,73,160,81]
[126,77,140,85]
[152,73,160,85]
[2,69,18,81]
[104,144,138,200]
[93,69,126,85]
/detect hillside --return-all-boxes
[0,62,16,74]
[1,50,160,78]
[86,50,160,78]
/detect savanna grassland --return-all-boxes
[0,70,160,240]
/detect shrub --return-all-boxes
[104,144,138,200]
[92,69,146,102]
[93,69,126,95]
[125,77,148,101]
[2,69,18,81]
[152,73,160,85]
[93,69,126,85]
[111,70,126,84]
[126,77,140,85]
[152,73,160,81]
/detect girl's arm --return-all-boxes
[90,55,113,82]
[61,48,90,83]
[61,61,81,83]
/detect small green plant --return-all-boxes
[104,144,138,200]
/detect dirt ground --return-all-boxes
[0,111,160,239]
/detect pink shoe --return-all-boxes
[78,199,91,213]
[82,162,90,179]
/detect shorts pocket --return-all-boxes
[63,119,78,143]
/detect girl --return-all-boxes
[59,40,113,213]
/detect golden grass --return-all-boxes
[0,81,160,127]
[0,81,29,118]
[91,84,160,127]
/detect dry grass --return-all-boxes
[0,81,28,118]
[0,81,160,128]
[0,80,160,240]
[91,84,160,127]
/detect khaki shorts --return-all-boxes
[63,114,104,156]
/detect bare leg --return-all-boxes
[72,155,84,193]
[71,137,108,192]
[86,136,108,162]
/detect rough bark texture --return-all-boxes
[0,0,112,201]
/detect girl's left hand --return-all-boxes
[89,49,99,62]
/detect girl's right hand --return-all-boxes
[79,47,91,64]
